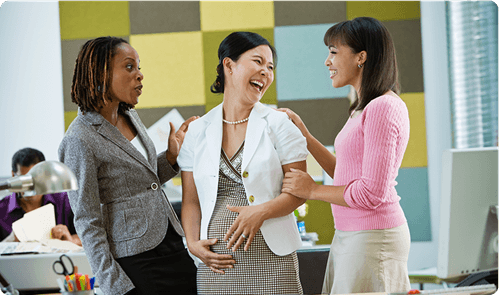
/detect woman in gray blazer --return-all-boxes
[59,37,197,295]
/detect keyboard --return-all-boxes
[420,284,497,295]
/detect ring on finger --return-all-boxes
[241,234,248,239]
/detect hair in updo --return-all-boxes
[210,32,277,94]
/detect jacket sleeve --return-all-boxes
[177,126,195,172]
[272,111,308,165]
[59,135,135,295]
[156,150,180,185]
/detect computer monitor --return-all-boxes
[437,147,498,279]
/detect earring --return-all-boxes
[358,64,363,68]
[230,71,233,74]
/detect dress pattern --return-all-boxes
[197,142,303,295]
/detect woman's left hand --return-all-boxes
[166,116,199,165]
[282,168,317,200]
[224,205,266,252]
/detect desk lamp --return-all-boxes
[0,161,78,197]
[0,161,78,295]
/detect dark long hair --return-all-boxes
[71,36,133,114]
[211,32,277,94]
[324,17,400,113]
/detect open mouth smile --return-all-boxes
[250,80,264,92]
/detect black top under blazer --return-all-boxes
[59,109,184,295]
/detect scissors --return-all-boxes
[52,254,75,276]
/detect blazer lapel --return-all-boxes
[205,104,223,172]
[85,110,156,174]
[242,103,268,172]
[127,110,157,172]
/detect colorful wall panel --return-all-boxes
[59,1,429,244]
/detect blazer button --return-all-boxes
[248,195,255,203]
[242,171,249,178]
[151,183,158,190]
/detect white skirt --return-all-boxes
[322,223,411,294]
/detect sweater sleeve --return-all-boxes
[343,97,408,210]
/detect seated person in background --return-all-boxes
[0,147,81,246]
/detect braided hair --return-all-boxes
[71,36,133,114]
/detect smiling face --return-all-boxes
[108,43,144,106]
[225,45,274,106]
[325,42,363,90]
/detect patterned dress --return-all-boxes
[197,143,303,295]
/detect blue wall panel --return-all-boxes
[274,24,350,101]
[396,167,432,242]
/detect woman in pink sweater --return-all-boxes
[280,17,411,294]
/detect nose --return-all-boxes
[137,70,144,81]
[261,66,272,77]
[325,55,331,67]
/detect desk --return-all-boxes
[0,252,93,293]
[409,267,466,289]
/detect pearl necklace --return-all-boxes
[223,117,249,125]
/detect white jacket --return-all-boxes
[178,102,308,255]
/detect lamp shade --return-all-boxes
[0,161,78,197]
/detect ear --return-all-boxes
[358,50,367,65]
[223,57,233,75]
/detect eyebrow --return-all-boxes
[123,57,138,63]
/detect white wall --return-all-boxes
[0,2,65,178]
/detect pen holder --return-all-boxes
[1,284,20,295]
[62,290,94,295]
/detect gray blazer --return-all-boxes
[59,109,184,295]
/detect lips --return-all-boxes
[329,69,337,78]
[135,85,143,95]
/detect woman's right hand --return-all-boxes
[188,238,236,274]
[277,108,310,138]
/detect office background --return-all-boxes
[0,1,496,274]
[58,1,429,247]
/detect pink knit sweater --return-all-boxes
[332,95,410,231]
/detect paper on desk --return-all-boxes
[40,239,83,252]
[12,203,55,242]
[0,241,82,254]
[0,242,18,254]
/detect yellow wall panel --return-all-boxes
[306,153,323,178]
[347,1,420,21]
[200,1,274,32]
[64,111,78,131]
[401,92,428,168]
[130,32,205,108]
[59,1,130,40]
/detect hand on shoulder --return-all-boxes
[276,108,310,138]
